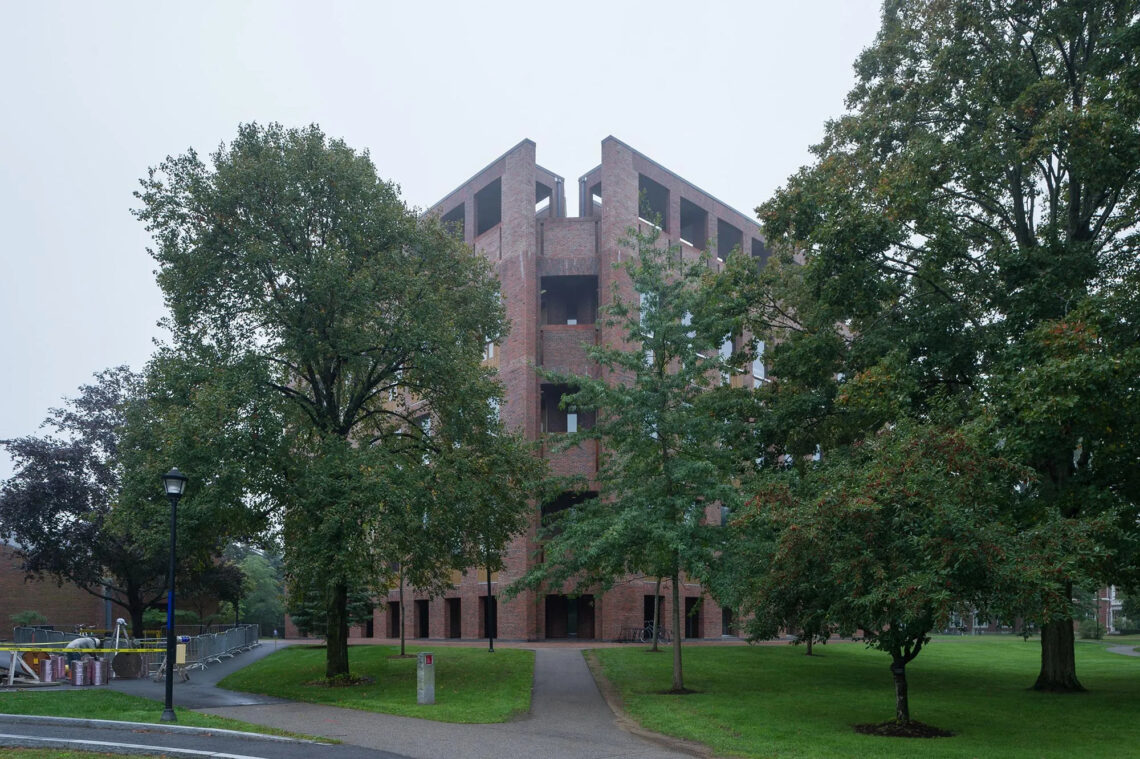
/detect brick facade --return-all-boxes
[1,542,109,636]
[355,138,767,643]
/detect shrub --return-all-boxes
[9,610,49,627]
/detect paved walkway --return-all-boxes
[1107,644,1140,657]
[198,647,699,759]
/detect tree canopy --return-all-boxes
[135,123,538,677]
[0,366,268,636]
[757,0,1140,692]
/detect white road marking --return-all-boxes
[0,731,272,758]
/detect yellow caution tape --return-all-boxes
[0,647,163,654]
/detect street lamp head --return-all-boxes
[162,468,188,498]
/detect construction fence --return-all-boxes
[7,623,260,682]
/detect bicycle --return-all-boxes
[637,623,671,644]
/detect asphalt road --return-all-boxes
[0,714,411,758]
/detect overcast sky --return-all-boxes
[0,0,883,480]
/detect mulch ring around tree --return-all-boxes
[853,720,954,738]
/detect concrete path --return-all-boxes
[199,648,699,759]
[1107,644,1140,657]
[108,638,294,708]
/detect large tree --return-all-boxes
[758,0,1140,691]
[744,423,1030,728]
[135,123,533,677]
[514,225,749,691]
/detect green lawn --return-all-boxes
[592,637,1140,758]
[218,644,533,723]
[0,689,316,740]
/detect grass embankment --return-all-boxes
[0,689,319,741]
[592,636,1140,759]
[219,644,533,723]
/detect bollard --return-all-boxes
[416,651,435,705]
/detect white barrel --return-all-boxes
[70,659,87,686]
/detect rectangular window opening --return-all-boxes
[440,203,465,240]
[536,181,553,218]
[751,238,770,269]
[540,384,595,434]
[475,178,502,236]
[717,219,743,261]
[679,198,708,249]
[638,174,669,231]
[446,598,462,639]
[540,275,598,326]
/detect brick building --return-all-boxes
[359,137,767,643]
[1,540,109,637]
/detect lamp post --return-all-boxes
[160,467,187,723]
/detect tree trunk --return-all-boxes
[398,569,406,657]
[325,580,350,678]
[891,658,909,723]
[805,635,814,656]
[671,571,684,692]
[651,577,662,653]
[1034,616,1084,692]
[126,583,146,638]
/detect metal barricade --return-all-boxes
[13,624,260,680]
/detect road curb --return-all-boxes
[0,712,314,743]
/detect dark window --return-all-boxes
[644,593,666,628]
[479,595,497,639]
[541,275,598,325]
[387,601,401,638]
[536,181,553,217]
[475,178,502,236]
[751,237,770,268]
[717,219,743,261]
[446,598,461,639]
[415,599,429,638]
[638,174,669,230]
[722,607,736,636]
[685,597,702,638]
[679,198,708,249]
[541,384,595,433]
[441,203,465,240]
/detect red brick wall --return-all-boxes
[0,544,107,635]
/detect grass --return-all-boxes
[218,644,533,723]
[0,689,320,741]
[592,636,1140,758]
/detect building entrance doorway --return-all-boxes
[545,594,595,639]
[446,598,462,639]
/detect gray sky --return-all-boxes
[0,0,882,480]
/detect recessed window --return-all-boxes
[638,174,669,231]
[475,178,502,236]
[541,384,594,433]
[541,276,598,325]
[441,203,465,240]
[717,219,743,261]
[679,198,708,249]
[536,181,553,217]
[751,238,770,268]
